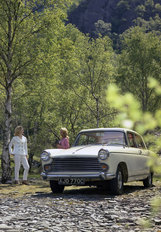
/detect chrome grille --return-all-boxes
[51,157,102,172]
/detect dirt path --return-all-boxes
[0,179,161,232]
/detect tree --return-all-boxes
[73,36,115,127]
[0,0,39,182]
[0,0,72,183]
[35,25,92,144]
[94,20,112,38]
[134,1,161,35]
[117,26,161,112]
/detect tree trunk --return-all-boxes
[96,98,99,128]
[1,86,12,183]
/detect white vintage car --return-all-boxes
[41,128,153,195]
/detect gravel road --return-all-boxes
[0,181,161,232]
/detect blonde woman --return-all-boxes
[9,126,30,185]
[57,128,70,149]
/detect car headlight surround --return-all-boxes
[98,149,109,160]
[41,151,50,161]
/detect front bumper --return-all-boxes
[41,172,115,181]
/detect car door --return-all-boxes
[125,132,141,179]
[134,133,149,176]
[125,131,149,180]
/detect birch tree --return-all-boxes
[0,0,43,183]
[0,0,72,183]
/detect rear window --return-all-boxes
[135,134,146,149]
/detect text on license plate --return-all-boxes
[58,178,85,185]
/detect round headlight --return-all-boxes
[41,151,50,161]
[98,149,109,160]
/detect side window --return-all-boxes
[135,134,146,149]
[127,132,136,148]
[76,134,88,146]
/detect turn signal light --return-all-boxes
[101,163,108,171]
[44,165,51,171]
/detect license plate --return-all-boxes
[58,178,85,185]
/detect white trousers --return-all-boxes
[14,155,30,181]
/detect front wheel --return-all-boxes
[109,168,124,195]
[143,172,153,188]
[50,180,64,194]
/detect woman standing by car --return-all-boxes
[9,126,30,185]
[57,128,70,149]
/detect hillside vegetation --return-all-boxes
[68,0,161,38]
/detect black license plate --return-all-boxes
[58,178,85,185]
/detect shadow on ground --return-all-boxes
[32,184,153,201]
[0,178,158,201]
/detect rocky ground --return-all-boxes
[0,179,161,232]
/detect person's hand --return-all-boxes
[10,153,14,157]
[57,144,62,149]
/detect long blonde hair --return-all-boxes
[14,126,23,136]
[60,128,69,138]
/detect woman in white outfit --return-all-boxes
[9,126,30,185]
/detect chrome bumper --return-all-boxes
[41,172,115,181]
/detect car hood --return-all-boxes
[45,145,103,158]
[45,145,125,158]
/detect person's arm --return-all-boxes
[57,143,62,148]
[24,137,28,156]
[9,137,14,155]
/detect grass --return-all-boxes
[0,177,50,198]
[0,175,160,199]
[0,178,91,199]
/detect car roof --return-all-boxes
[79,128,137,134]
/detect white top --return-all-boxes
[9,136,28,156]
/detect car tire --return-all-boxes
[143,172,153,188]
[50,180,64,194]
[109,167,124,195]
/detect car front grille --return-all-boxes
[51,157,102,172]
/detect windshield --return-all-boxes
[74,131,126,146]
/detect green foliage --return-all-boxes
[134,0,161,34]
[145,0,155,8]
[107,77,161,228]
[7,17,116,154]
[155,3,161,12]
[107,78,161,172]
[68,0,161,48]
[94,20,112,38]
[117,26,161,112]
[0,0,161,168]
[0,0,77,159]
[73,35,115,127]
[117,0,130,12]
[135,4,146,17]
